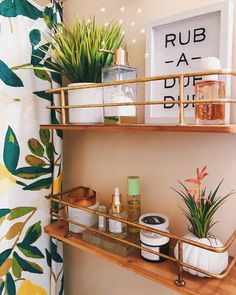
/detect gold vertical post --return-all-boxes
[64,205,71,238]
[179,75,185,125]
[175,241,186,287]
[61,90,66,125]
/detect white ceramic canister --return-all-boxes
[68,201,99,233]
[68,83,104,124]
[139,213,170,262]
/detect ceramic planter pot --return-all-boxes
[68,83,104,124]
[174,232,228,277]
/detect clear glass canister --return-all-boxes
[195,80,225,125]
[102,65,137,124]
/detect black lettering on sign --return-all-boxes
[164,78,176,88]
[179,30,190,45]
[164,96,175,108]
[165,33,176,48]
[176,53,189,67]
[193,76,202,85]
[184,77,190,87]
[194,28,206,43]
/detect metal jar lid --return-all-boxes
[139,213,169,231]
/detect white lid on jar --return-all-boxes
[201,57,221,81]
[140,230,170,246]
[139,213,169,231]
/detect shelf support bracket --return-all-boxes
[178,75,185,126]
[64,204,72,238]
[175,240,186,287]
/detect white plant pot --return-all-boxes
[68,83,104,124]
[174,232,228,277]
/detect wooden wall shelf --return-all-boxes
[45,221,236,295]
[40,124,236,133]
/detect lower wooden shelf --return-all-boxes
[44,221,236,295]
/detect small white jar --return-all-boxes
[139,213,170,262]
[69,202,99,233]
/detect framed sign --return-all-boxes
[145,0,233,124]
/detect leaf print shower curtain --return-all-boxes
[0,1,63,294]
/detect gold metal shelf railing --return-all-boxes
[49,186,236,288]
[46,69,236,126]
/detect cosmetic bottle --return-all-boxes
[98,205,106,232]
[195,57,225,125]
[101,48,137,124]
[109,188,127,238]
[127,176,141,233]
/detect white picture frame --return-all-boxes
[145,0,233,124]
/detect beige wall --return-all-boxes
[62,1,236,294]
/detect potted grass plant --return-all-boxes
[43,18,123,123]
[173,166,234,277]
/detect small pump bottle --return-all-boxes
[195,57,225,125]
[98,205,106,232]
[127,176,141,233]
[109,188,127,238]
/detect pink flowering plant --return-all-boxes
[173,166,234,239]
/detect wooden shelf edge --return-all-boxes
[44,221,236,295]
[40,124,236,133]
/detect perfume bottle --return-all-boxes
[109,188,127,238]
[127,176,141,233]
[195,57,225,125]
[101,48,137,124]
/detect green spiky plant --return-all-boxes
[173,166,234,239]
[41,17,123,83]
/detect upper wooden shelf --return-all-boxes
[44,221,236,295]
[40,124,236,133]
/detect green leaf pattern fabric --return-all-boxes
[0,1,63,294]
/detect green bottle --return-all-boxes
[127,176,141,233]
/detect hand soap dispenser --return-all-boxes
[100,48,137,124]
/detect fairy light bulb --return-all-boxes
[137,8,142,14]
[104,22,109,27]
[120,6,125,12]
[100,7,106,12]
[122,31,125,35]
[140,28,145,34]
[145,53,149,59]
[131,22,135,27]
[132,39,136,43]
[119,19,123,24]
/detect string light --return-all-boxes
[122,31,125,35]
[137,8,142,14]
[104,22,109,27]
[140,28,145,34]
[132,39,136,43]
[120,6,125,12]
[131,22,135,27]
[100,7,106,12]
[145,53,149,59]
[119,19,123,24]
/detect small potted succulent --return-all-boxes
[173,166,234,277]
[43,18,123,124]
